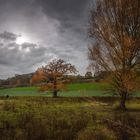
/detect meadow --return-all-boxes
[0,82,139,97]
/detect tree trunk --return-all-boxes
[53,78,58,98]
[119,92,127,110]
[53,90,58,98]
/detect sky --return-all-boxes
[0,0,92,79]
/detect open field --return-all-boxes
[0,83,140,140]
[0,97,140,140]
[0,82,139,97]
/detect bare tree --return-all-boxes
[31,59,77,97]
[88,0,140,110]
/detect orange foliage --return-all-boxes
[31,59,77,97]
[89,0,140,109]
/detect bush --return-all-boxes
[76,127,117,140]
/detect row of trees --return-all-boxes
[0,71,94,88]
[0,73,33,88]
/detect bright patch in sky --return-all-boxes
[16,36,28,45]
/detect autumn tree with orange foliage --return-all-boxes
[31,59,77,97]
[88,0,140,110]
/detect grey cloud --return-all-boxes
[37,0,90,34]
[21,43,37,49]
[0,31,48,78]
[37,0,89,21]
[0,31,18,41]
[6,43,19,49]
[37,0,90,53]
[0,0,92,79]
[36,0,90,61]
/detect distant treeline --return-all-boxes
[0,71,130,88]
[0,71,125,88]
[0,72,96,88]
[0,70,128,88]
[0,73,33,88]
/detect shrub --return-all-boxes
[76,127,117,140]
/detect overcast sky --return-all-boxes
[0,0,92,79]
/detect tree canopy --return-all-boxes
[31,59,77,97]
[88,0,140,110]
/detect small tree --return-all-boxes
[85,71,92,78]
[88,0,140,110]
[31,59,77,97]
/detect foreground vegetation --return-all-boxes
[0,97,140,140]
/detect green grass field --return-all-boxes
[0,82,139,97]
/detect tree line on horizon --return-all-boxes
[0,67,95,88]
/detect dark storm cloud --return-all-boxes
[37,0,91,37]
[36,0,91,70]
[37,0,89,25]
[0,0,92,79]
